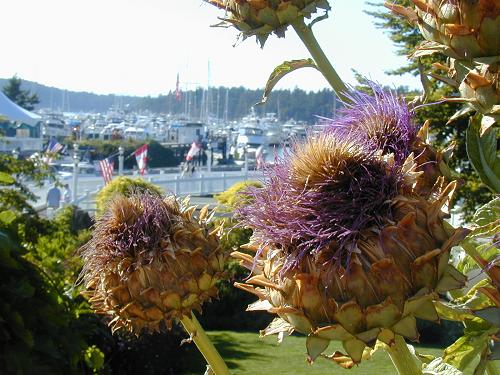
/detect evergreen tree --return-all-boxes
[2,75,40,110]
[366,1,492,221]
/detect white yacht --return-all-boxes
[235,126,266,158]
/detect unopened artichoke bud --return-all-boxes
[206,0,330,46]
[386,0,500,60]
[234,87,469,366]
[80,192,227,334]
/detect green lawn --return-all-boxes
[183,331,448,374]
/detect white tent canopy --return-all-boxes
[0,91,41,126]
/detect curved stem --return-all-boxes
[385,335,422,375]
[180,312,230,375]
[291,18,349,102]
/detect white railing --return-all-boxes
[144,170,260,196]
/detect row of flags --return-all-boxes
[99,144,149,185]
[42,137,149,185]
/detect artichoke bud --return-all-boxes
[387,0,500,59]
[234,86,469,365]
[80,192,227,334]
[206,0,331,46]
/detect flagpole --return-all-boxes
[72,143,79,204]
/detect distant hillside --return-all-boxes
[0,78,342,122]
[0,78,144,113]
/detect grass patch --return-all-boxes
[182,331,450,375]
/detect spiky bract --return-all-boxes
[386,1,500,120]
[387,0,500,60]
[206,0,331,46]
[80,193,226,334]
[234,88,469,366]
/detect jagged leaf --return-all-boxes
[443,332,489,371]
[257,59,317,105]
[472,197,500,226]
[434,300,475,322]
[454,279,495,310]
[465,115,500,193]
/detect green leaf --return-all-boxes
[443,331,489,370]
[472,198,500,226]
[0,210,17,225]
[465,115,500,193]
[434,300,475,322]
[456,281,495,311]
[256,59,318,105]
[0,171,15,185]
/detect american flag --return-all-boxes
[43,137,64,164]
[133,144,148,175]
[46,137,64,153]
[99,157,114,185]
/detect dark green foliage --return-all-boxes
[0,226,89,375]
[0,155,103,374]
[91,325,193,375]
[2,75,40,110]
[365,1,493,221]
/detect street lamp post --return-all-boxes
[72,143,79,204]
[118,146,124,176]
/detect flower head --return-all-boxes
[206,0,331,46]
[80,192,226,334]
[238,131,400,270]
[234,87,468,366]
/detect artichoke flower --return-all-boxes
[205,0,331,46]
[386,1,500,121]
[80,192,226,334]
[233,87,469,366]
[386,0,500,60]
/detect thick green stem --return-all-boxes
[180,312,230,375]
[291,18,349,102]
[487,361,500,375]
[385,335,422,375]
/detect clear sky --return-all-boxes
[0,0,421,96]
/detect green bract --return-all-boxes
[206,0,331,46]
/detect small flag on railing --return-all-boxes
[133,144,148,175]
[186,141,201,161]
[99,157,114,185]
[43,137,64,164]
[46,137,64,154]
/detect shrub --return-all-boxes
[94,176,163,216]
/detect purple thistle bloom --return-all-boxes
[238,133,401,271]
[327,83,417,165]
[81,192,177,274]
[237,85,418,271]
